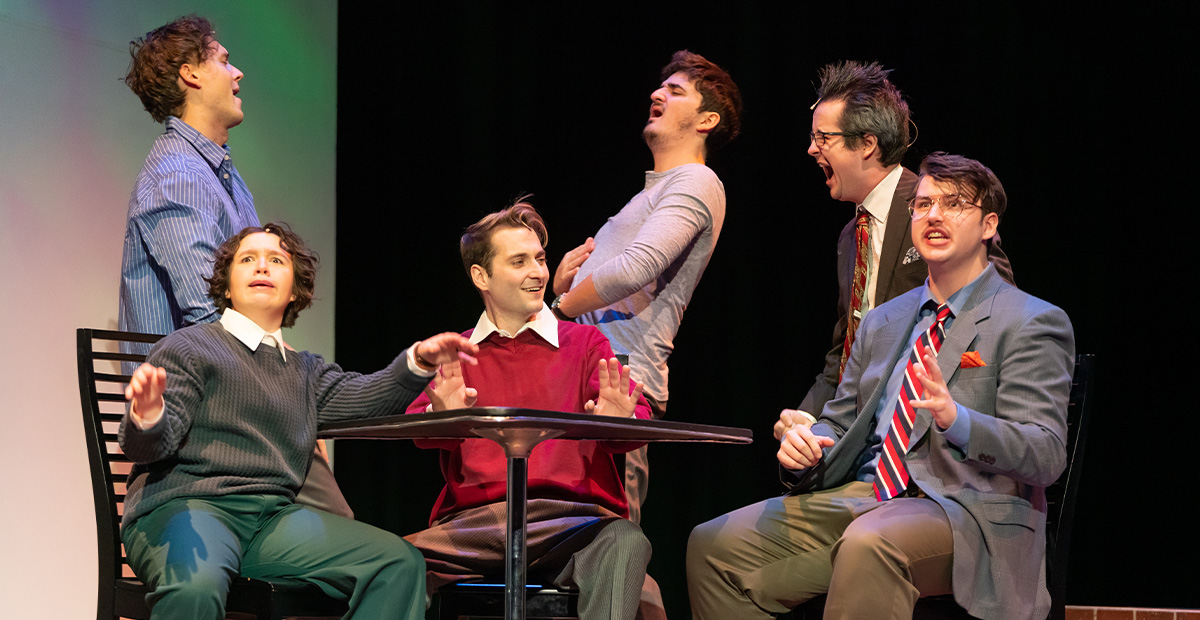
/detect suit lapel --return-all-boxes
[910,267,1004,443]
[858,294,923,422]
[875,167,919,300]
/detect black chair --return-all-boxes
[783,353,1095,620]
[78,328,348,620]
[427,581,579,620]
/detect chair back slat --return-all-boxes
[78,328,163,620]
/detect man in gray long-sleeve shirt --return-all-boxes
[548,49,742,619]
[549,50,741,526]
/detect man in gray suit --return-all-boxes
[686,152,1074,620]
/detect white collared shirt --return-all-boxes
[220,308,288,362]
[469,304,560,348]
[858,165,905,310]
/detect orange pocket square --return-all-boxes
[961,351,986,368]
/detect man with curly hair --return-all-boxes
[121,223,479,619]
[116,16,354,518]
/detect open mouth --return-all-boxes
[818,162,833,180]
[648,105,664,120]
[521,285,543,293]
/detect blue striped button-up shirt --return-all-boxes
[118,117,259,339]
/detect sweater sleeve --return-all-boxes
[311,346,432,423]
[118,335,205,464]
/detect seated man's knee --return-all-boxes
[831,516,890,567]
[687,514,733,566]
[601,518,652,566]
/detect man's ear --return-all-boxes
[981,212,999,241]
[696,111,720,135]
[470,264,489,292]
[179,61,203,90]
[858,133,879,162]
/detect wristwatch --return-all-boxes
[549,293,571,321]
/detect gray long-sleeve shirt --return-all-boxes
[574,163,725,404]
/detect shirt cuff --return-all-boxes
[938,403,971,450]
[129,401,163,430]
[406,342,437,377]
[796,410,817,424]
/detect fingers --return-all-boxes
[464,387,478,408]
[584,399,596,413]
[419,333,480,366]
[774,409,798,440]
[596,357,611,387]
[777,426,834,469]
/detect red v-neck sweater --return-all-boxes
[407,321,651,524]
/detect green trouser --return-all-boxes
[123,494,425,620]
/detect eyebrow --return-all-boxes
[236,248,290,260]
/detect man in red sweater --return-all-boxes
[404,199,653,620]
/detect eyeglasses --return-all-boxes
[907,194,983,220]
[809,130,863,147]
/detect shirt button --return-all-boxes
[223,173,230,179]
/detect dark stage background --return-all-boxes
[335,3,1188,615]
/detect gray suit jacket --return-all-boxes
[788,265,1074,620]
[799,167,1015,417]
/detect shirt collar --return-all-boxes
[859,165,905,222]
[468,304,560,348]
[918,263,996,318]
[220,308,288,361]
[165,116,233,172]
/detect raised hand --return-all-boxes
[553,237,595,296]
[773,408,815,441]
[585,357,644,418]
[424,361,478,411]
[416,333,480,368]
[910,342,957,429]
[125,362,167,422]
[778,423,835,470]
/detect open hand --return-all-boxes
[417,333,480,367]
[424,361,478,411]
[585,357,644,418]
[125,362,167,422]
[553,237,595,296]
[910,343,957,429]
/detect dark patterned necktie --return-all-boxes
[839,210,871,379]
[872,302,952,501]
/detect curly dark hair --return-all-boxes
[125,15,215,123]
[460,196,548,277]
[661,50,743,155]
[918,152,1007,222]
[205,222,320,328]
[815,60,911,167]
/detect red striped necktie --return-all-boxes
[839,209,871,380]
[872,302,952,501]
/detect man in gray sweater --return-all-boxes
[120,222,478,619]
